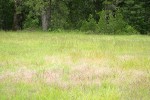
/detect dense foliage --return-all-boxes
[0,0,149,34]
[121,0,150,34]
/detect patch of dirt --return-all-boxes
[41,69,63,84]
[15,67,36,82]
[0,60,149,89]
[129,70,150,86]
[43,56,150,87]
[0,67,36,83]
[111,68,128,85]
[70,65,114,85]
[112,69,150,87]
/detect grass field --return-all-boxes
[0,31,150,100]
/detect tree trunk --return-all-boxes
[42,11,47,31]
[42,0,51,31]
[13,12,19,30]
[42,10,49,31]
[13,0,22,30]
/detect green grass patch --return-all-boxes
[0,31,150,100]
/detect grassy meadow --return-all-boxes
[0,31,150,100]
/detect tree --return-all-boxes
[67,0,103,29]
[41,0,51,31]
[121,0,150,34]
[0,0,14,30]
[13,0,25,30]
[0,0,149,34]
[24,0,51,31]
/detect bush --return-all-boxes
[97,11,108,34]
[80,14,98,32]
[23,14,40,30]
[50,1,69,30]
[80,10,138,35]
[98,10,129,34]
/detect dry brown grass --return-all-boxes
[0,67,36,83]
[1,58,149,88]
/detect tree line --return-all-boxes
[0,0,149,34]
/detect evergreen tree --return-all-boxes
[122,0,150,34]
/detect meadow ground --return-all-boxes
[0,31,150,100]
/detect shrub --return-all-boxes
[80,10,138,35]
[50,1,69,30]
[98,10,128,34]
[23,14,40,30]
[80,14,98,33]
